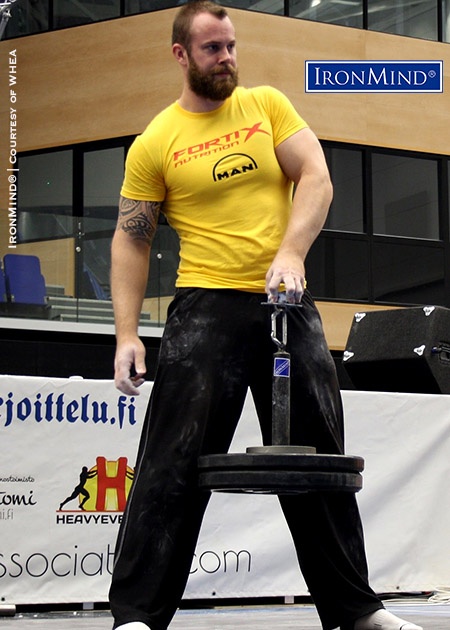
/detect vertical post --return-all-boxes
[247,299,316,455]
[272,348,291,445]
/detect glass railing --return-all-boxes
[0,139,180,330]
[0,215,180,329]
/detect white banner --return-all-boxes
[0,375,449,604]
[0,376,149,604]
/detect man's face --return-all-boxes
[187,54,238,101]
[186,13,238,101]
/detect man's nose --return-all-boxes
[218,46,232,64]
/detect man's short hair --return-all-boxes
[172,1,229,52]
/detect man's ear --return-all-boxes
[172,43,188,66]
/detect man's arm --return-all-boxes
[266,127,333,303]
[111,195,162,394]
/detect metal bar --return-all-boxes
[272,349,291,445]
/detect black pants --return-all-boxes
[109,289,383,630]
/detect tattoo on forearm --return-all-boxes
[117,197,162,244]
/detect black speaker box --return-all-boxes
[342,306,450,394]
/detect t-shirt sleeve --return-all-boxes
[120,134,166,201]
[260,86,309,147]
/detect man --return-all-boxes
[109,3,422,630]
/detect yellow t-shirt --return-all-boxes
[121,85,308,292]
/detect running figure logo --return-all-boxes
[58,457,134,512]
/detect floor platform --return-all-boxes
[2,603,449,630]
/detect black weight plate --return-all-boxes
[198,470,363,494]
[198,453,364,473]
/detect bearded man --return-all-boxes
[109,4,423,630]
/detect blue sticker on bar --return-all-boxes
[274,357,290,378]
[305,60,443,93]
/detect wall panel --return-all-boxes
[1,9,449,160]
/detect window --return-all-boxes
[371,153,439,240]
[125,0,178,17]
[367,0,438,41]
[221,0,284,16]
[53,0,120,28]
[323,146,364,233]
[81,145,180,306]
[372,240,445,303]
[18,150,73,242]
[318,142,448,307]
[448,158,450,228]
[3,0,49,38]
[16,150,75,302]
[80,147,125,299]
[307,235,369,300]
[444,0,450,42]
[290,0,363,28]
[12,139,180,324]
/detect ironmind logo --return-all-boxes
[57,457,134,524]
[305,60,443,93]
[173,122,269,168]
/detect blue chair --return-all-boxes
[3,253,47,305]
[83,263,109,300]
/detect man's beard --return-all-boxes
[187,56,238,101]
